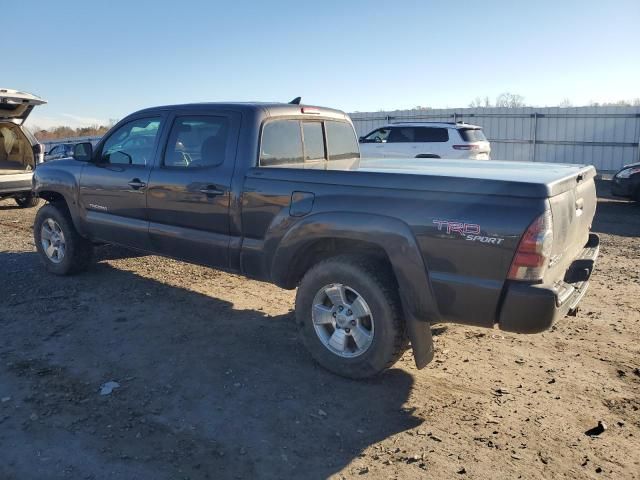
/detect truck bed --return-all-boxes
[359,158,596,198]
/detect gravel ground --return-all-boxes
[0,181,638,480]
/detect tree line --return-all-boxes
[468,93,640,109]
[31,120,118,142]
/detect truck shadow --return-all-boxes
[0,250,422,480]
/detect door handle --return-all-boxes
[128,179,147,189]
[199,186,224,197]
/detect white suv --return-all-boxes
[0,88,47,207]
[358,122,491,160]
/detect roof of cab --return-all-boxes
[132,102,349,120]
[386,122,483,129]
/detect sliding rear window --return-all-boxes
[458,128,486,142]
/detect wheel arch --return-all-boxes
[270,212,440,323]
[33,168,86,235]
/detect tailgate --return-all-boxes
[544,170,597,284]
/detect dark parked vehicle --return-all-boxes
[44,143,75,162]
[32,101,599,378]
[611,162,640,201]
[0,88,46,207]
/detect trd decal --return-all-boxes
[433,219,504,245]
[432,220,480,235]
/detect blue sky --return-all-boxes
[4,0,639,128]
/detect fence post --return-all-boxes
[532,113,538,162]
[637,113,640,164]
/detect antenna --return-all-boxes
[289,97,302,105]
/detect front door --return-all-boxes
[79,115,166,248]
[146,112,239,269]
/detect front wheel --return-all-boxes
[34,204,93,275]
[295,255,407,379]
[15,193,40,208]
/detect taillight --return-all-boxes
[452,144,480,150]
[508,210,553,281]
[32,143,45,164]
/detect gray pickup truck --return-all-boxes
[32,101,599,378]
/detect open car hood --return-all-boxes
[0,88,47,124]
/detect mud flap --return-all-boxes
[406,315,434,369]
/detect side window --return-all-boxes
[260,120,303,168]
[48,146,59,155]
[101,117,161,165]
[326,121,360,170]
[387,127,416,143]
[164,116,229,168]
[415,127,449,142]
[302,122,325,161]
[362,128,390,143]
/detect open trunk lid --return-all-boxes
[0,88,47,124]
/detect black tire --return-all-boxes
[34,204,93,275]
[14,193,40,208]
[295,254,407,379]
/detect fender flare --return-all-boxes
[269,212,438,368]
[33,167,86,235]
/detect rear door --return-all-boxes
[146,111,240,268]
[413,127,449,158]
[385,127,416,157]
[79,115,166,248]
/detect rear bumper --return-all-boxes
[498,233,600,333]
[0,173,33,196]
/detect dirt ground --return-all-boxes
[0,180,638,480]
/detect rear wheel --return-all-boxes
[295,255,407,379]
[34,204,93,275]
[14,193,40,208]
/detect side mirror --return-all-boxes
[358,136,364,143]
[73,142,93,162]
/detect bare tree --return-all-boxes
[495,92,526,108]
[469,93,525,108]
[558,98,573,108]
[589,99,640,107]
[469,96,492,108]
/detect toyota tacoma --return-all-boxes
[32,101,599,378]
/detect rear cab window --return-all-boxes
[260,119,359,170]
[325,121,359,169]
[260,120,303,168]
